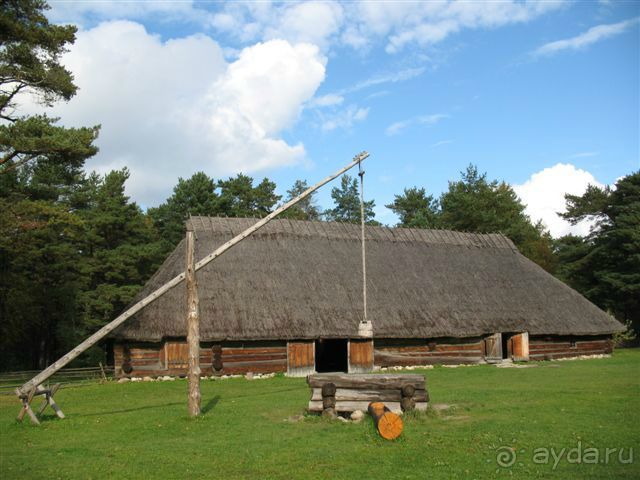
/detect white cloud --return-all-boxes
[347,67,426,92]
[187,1,566,55]
[321,105,369,131]
[569,151,599,159]
[514,163,604,237]
[48,0,201,25]
[533,17,639,57]
[50,1,566,56]
[208,1,345,51]
[23,21,326,207]
[385,120,411,136]
[385,113,449,136]
[430,139,453,148]
[346,0,566,53]
[309,93,344,108]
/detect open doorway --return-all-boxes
[315,339,348,372]
[502,333,513,360]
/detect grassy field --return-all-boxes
[1,350,638,479]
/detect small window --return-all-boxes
[570,340,577,348]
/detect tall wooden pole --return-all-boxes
[185,228,201,417]
[17,151,369,396]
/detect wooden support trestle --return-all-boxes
[16,384,65,425]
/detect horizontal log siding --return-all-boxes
[374,337,485,366]
[114,341,287,377]
[529,335,613,360]
[221,341,287,375]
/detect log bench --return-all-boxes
[306,373,428,415]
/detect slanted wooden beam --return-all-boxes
[17,151,370,398]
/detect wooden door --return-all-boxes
[165,342,189,369]
[510,332,529,361]
[287,341,315,377]
[349,339,374,373]
[483,333,502,361]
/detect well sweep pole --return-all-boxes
[17,151,370,396]
[185,227,201,417]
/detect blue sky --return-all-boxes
[38,1,639,236]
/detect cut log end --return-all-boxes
[368,401,403,440]
[377,412,403,440]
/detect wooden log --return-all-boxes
[400,397,415,412]
[321,383,336,397]
[401,384,415,397]
[322,396,336,409]
[18,152,370,396]
[310,388,428,403]
[186,229,201,417]
[307,373,425,390]
[321,382,336,413]
[368,402,403,440]
[308,400,415,413]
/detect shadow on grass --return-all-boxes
[77,395,222,418]
[201,395,220,415]
[81,402,184,417]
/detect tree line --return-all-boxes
[1,1,637,370]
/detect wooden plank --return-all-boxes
[309,400,402,412]
[18,152,370,395]
[349,339,373,373]
[511,332,529,361]
[221,359,287,368]
[310,388,428,402]
[222,347,287,355]
[287,341,314,369]
[375,343,483,353]
[483,333,502,360]
[308,373,425,390]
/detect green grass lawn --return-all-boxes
[1,350,639,480]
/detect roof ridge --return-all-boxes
[186,216,516,249]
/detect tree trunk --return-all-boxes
[186,229,201,417]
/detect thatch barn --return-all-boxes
[110,216,624,377]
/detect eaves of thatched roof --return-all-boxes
[112,217,624,342]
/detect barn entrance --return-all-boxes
[501,333,513,360]
[315,339,348,372]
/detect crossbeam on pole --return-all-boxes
[17,151,370,398]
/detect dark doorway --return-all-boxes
[315,339,348,372]
[502,333,513,360]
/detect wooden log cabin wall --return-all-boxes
[114,340,288,377]
[113,333,615,378]
[528,335,613,361]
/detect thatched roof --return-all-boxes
[112,217,624,342]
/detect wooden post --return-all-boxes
[321,382,337,418]
[186,228,201,417]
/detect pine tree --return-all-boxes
[324,175,378,224]
[278,179,321,221]
[560,171,640,339]
[438,165,556,272]
[148,172,220,247]
[386,187,440,228]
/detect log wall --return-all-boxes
[114,334,616,376]
[528,335,613,361]
[374,337,485,366]
[220,341,287,375]
[114,340,287,377]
